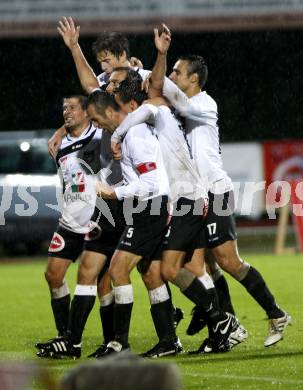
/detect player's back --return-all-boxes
[155,105,207,201]
[186,91,233,194]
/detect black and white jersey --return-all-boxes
[98,129,123,187]
[114,122,170,201]
[163,78,233,195]
[55,123,101,234]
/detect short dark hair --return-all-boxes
[116,69,147,106]
[92,32,130,60]
[179,55,208,88]
[62,95,88,110]
[87,90,120,116]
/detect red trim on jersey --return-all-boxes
[136,162,157,174]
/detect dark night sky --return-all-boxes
[0,29,302,142]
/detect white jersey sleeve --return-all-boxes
[111,104,158,143]
[163,78,216,123]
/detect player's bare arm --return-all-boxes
[149,23,171,95]
[57,16,99,94]
[48,124,67,159]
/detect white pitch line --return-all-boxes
[184,372,303,385]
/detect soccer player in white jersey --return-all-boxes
[36,95,100,356]
[86,90,181,357]
[110,63,246,354]
[152,25,291,350]
[56,16,149,95]
[36,96,126,359]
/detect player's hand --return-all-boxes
[48,132,63,159]
[203,198,209,218]
[111,141,122,160]
[130,57,144,69]
[57,16,80,49]
[96,182,116,199]
[154,23,171,55]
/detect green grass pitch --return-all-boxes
[0,253,302,389]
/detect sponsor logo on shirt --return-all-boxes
[71,172,85,193]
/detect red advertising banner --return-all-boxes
[263,140,303,205]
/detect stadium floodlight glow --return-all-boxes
[20,141,30,152]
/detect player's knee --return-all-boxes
[109,263,127,284]
[231,261,250,281]
[44,269,63,287]
[161,263,179,282]
[77,267,97,285]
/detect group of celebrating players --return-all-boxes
[35,17,291,360]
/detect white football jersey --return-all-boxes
[163,79,233,194]
[114,122,170,201]
[112,104,208,201]
[155,106,208,201]
[56,123,101,233]
[56,124,122,233]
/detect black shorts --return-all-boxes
[84,199,126,258]
[204,191,237,248]
[162,197,206,252]
[84,225,123,259]
[117,196,168,271]
[48,226,85,262]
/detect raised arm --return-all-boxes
[57,17,99,94]
[148,24,171,98]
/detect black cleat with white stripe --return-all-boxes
[35,336,65,351]
[36,338,81,359]
[140,338,183,359]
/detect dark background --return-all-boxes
[1,29,302,142]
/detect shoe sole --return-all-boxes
[37,351,80,360]
[141,349,178,358]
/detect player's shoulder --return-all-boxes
[192,91,217,110]
[61,123,100,149]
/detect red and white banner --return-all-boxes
[263,140,303,205]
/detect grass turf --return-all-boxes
[0,253,302,389]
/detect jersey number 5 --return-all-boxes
[126,227,134,238]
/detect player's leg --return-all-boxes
[44,256,72,338]
[140,260,181,358]
[36,227,84,356]
[88,267,114,358]
[105,249,141,352]
[211,239,291,347]
[67,250,108,349]
[184,249,208,336]
[205,250,236,314]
